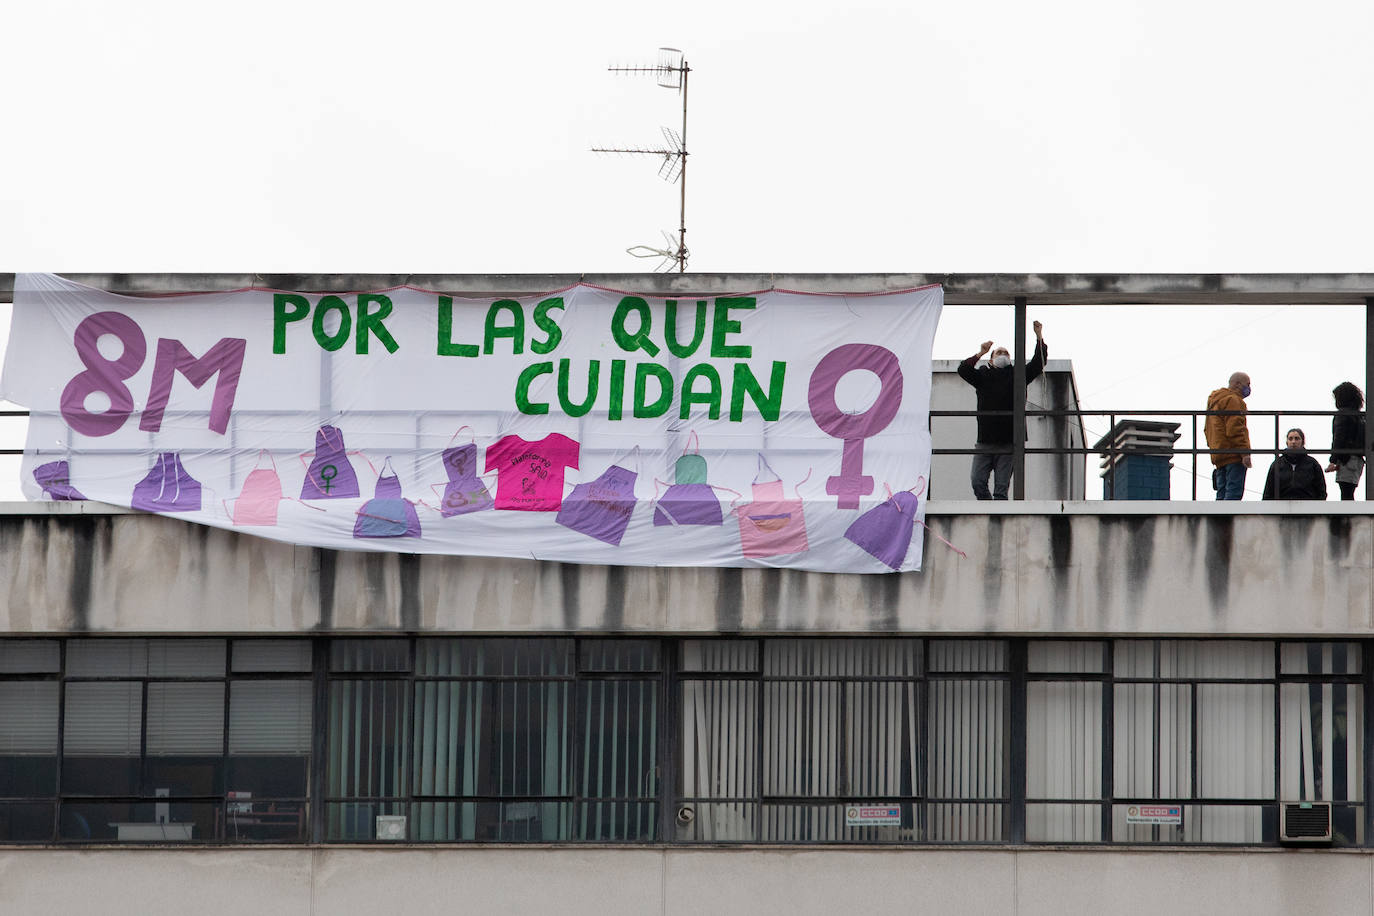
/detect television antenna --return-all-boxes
[592,47,691,273]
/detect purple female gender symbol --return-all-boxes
[807,344,904,509]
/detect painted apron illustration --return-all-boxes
[732,457,809,559]
[653,435,723,527]
[225,451,285,526]
[32,459,86,501]
[844,489,920,570]
[132,452,202,513]
[556,462,638,546]
[435,441,494,518]
[354,458,422,539]
[300,424,361,500]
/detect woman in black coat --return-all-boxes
[1326,381,1366,500]
[1263,428,1327,500]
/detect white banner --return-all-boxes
[3,273,941,572]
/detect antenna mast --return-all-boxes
[592,47,691,273]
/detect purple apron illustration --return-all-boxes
[844,490,919,570]
[33,460,85,501]
[653,453,723,527]
[354,459,422,539]
[556,464,638,546]
[227,451,284,526]
[301,425,360,500]
[132,452,202,512]
[437,442,493,518]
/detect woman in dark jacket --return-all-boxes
[1263,428,1327,500]
[1326,381,1366,500]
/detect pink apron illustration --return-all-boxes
[485,432,580,511]
[132,452,202,513]
[432,430,494,518]
[556,454,639,546]
[222,451,294,526]
[32,460,86,501]
[354,458,422,539]
[653,433,724,527]
[844,489,920,570]
[299,424,361,500]
[732,457,809,559]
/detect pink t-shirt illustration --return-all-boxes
[485,433,581,511]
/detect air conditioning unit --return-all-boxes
[1279,802,1332,843]
[376,815,407,841]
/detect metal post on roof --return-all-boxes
[1366,297,1373,500]
[1012,296,1027,500]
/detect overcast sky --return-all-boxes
[3,0,1372,498]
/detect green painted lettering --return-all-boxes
[557,358,599,417]
[633,362,673,418]
[484,299,525,355]
[608,359,626,421]
[711,297,755,359]
[272,293,310,354]
[436,296,479,357]
[515,362,553,414]
[531,297,565,355]
[680,364,723,419]
[664,299,708,358]
[612,296,660,356]
[730,360,786,421]
[312,296,351,352]
[356,294,399,355]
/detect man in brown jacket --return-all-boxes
[1204,371,1252,500]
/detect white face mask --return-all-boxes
[991,355,1011,369]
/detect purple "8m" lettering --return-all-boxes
[60,311,246,438]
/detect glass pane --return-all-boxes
[232,640,311,672]
[1029,641,1104,673]
[1112,803,1268,843]
[579,640,660,672]
[406,801,571,842]
[414,638,572,677]
[325,801,406,841]
[761,802,915,843]
[1281,682,1363,802]
[147,683,225,755]
[1114,684,1192,798]
[231,681,312,754]
[148,640,225,677]
[64,682,141,755]
[68,639,147,677]
[0,802,54,841]
[1160,641,1273,679]
[674,802,756,842]
[925,803,1005,842]
[62,801,215,842]
[763,681,840,797]
[1197,684,1274,798]
[330,640,410,673]
[1027,803,1101,842]
[0,682,58,753]
[847,682,920,797]
[929,640,1006,673]
[1281,642,1362,675]
[328,680,410,798]
[927,679,1007,800]
[223,800,306,842]
[0,640,59,673]
[579,680,657,799]
[1027,682,1101,800]
[764,639,921,677]
[1114,640,1156,678]
[680,640,758,673]
[679,680,757,799]
[577,800,656,841]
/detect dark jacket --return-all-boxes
[1262,448,1327,500]
[1330,411,1367,463]
[957,342,1047,445]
